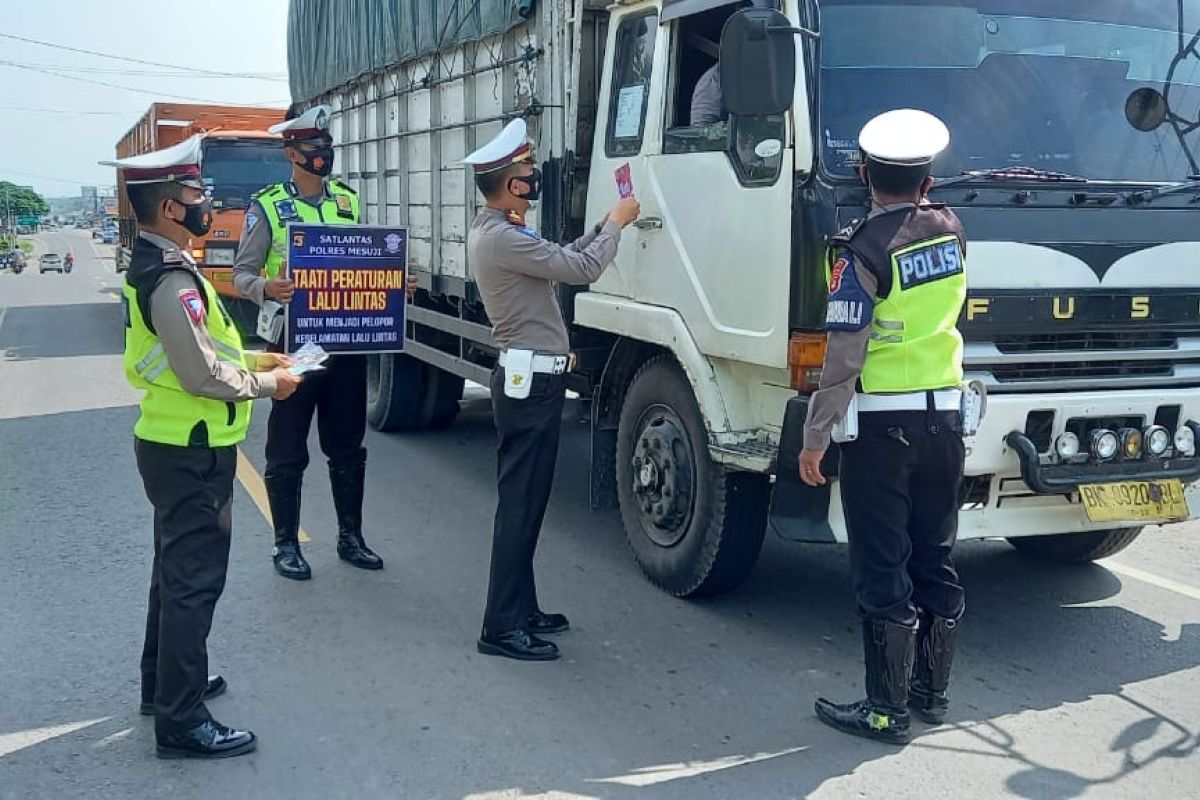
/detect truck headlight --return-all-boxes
[1054,433,1080,460]
[1119,427,1143,459]
[1089,429,1119,462]
[205,248,236,266]
[1143,425,1171,458]
[1175,426,1196,457]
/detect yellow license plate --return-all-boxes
[1079,479,1189,523]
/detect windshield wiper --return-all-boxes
[1128,178,1200,205]
[932,166,1089,191]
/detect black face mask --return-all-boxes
[508,167,542,202]
[176,197,213,236]
[297,144,335,177]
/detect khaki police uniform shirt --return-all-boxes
[232,186,328,307]
[469,208,621,354]
[801,202,914,451]
[141,232,277,400]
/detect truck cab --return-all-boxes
[310,0,1200,597]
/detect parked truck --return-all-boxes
[113,103,294,334]
[287,0,1200,596]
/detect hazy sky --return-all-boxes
[1,0,291,198]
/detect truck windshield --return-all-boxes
[819,0,1200,182]
[201,139,293,209]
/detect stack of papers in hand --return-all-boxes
[289,342,330,375]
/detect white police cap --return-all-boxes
[269,104,332,140]
[858,109,950,167]
[99,133,204,188]
[461,118,533,174]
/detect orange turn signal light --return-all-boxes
[788,332,827,392]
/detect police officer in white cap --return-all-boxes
[465,117,640,660]
[104,135,302,757]
[798,109,967,744]
[234,103,407,580]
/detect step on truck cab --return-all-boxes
[288,0,1200,596]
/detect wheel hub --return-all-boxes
[630,410,694,546]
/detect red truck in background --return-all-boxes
[113,103,293,335]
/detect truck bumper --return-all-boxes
[767,388,1200,545]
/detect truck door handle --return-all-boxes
[634,216,663,230]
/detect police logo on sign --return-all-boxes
[893,236,963,291]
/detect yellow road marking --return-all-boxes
[236,447,310,543]
[1104,559,1200,602]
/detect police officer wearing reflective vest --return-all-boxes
[464,119,640,661]
[799,110,967,745]
[105,135,302,758]
[233,103,383,580]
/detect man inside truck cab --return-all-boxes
[233,103,386,581]
[798,110,968,746]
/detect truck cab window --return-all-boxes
[606,13,659,158]
[663,5,734,154]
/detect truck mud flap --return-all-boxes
[768,396,839,543]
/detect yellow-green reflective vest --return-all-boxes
[123,265,251,447]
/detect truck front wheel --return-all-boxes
[1007,527,1143,563]
[616,356,769,597]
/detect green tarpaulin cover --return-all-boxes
[288,0,530,102]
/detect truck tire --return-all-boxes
[366,353,464,432]
[366,353,426,432]
[616,356,770,597]
[421,366,464,430]
[1007,527,1143,563]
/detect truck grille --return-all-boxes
[990,360,1173,382]
[965,332,1200,392]
[994,332,1177,354]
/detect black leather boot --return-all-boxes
[815,618,917,746]
[330,460,383,570]
[909,611,959,724]
[265,472,311,580]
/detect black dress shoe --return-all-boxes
[336,532,384,570]
[155,719,257,759]
[477,629,560,661]
[273,542,312,580]
[140,675,228,716]
[525,610,570,635]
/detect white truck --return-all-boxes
[287,0,1200,596]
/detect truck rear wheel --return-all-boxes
[366,353,463,432]
[616,356,769,597]
[1007,527,1143,563]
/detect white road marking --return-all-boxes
[0,718,108,758]
[587,746,809,787]
[93,727,134,748]
[1104,559,1200,602]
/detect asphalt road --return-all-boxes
[1,230,1199,799]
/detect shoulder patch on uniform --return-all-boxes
[161,248,184,265]
[178,289,206,326]
[334,193,354,217]
[831,218,866,246]
[825,251,872,332]
[274,198,299,221]
[332,178,357,195]
[243,209,260,232]
[891,235,964,291]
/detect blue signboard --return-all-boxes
[285,223,408,354]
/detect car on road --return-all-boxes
[100,228,117,245]
[39,253,67,274]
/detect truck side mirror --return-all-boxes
[719,8,798,117]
